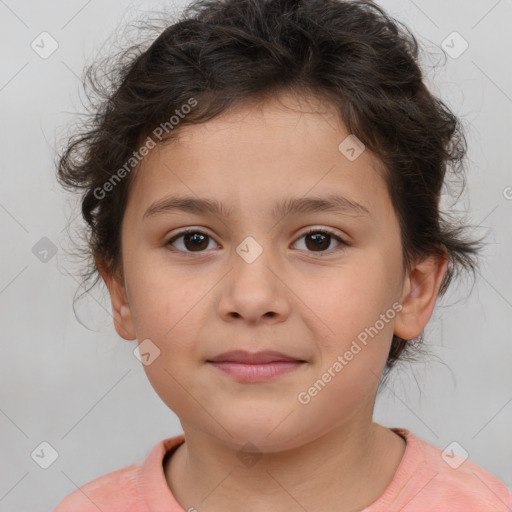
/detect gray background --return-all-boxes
[1,0,511,510]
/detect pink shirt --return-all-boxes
[53,428,511,511]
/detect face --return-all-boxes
[104,92,445,452]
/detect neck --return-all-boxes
[165,421,406,512]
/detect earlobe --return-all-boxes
[394,252,448,341]
[96,259,137,341]
[113,303,137,341]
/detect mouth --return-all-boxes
[206,350,307,382]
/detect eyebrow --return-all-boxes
[143,194,371,221]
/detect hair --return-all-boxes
[57,0,482,377]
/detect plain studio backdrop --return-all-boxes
[0,0,511,510]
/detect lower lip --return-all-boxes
[208,361,305,381]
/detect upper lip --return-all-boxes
[207,350,305,364]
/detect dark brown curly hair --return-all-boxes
[57,0,482,376]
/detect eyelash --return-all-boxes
[165,227,348,255]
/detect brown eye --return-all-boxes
[167,230,218,253]
[293,229,346,253]
[166,228,347,255]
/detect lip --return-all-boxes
[208,361,305,382]
[207,350,307,382]
[207,350,304,364]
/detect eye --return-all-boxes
[166,227,347,255]
[292,228,346,253]
[166,229,219,253]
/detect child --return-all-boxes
[53,0,511,510]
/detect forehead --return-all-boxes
[125,92,390,221]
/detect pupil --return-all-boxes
[307,233,328,251]
[186,232,207,251]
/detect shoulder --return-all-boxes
[52,462,142,511]
[378,428,512,512]
[52,435,185,512]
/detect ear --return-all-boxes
[96,259,137,340]
[394,250,448,341]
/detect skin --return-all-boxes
[99,91,447,512]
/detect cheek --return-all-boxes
[129,271,208,413]
[308,255,400,345]
[125,250,202,341]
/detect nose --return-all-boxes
[217,242,291,324]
